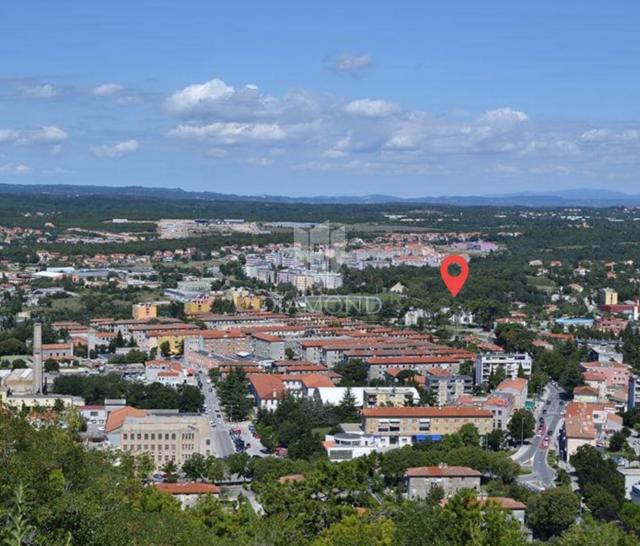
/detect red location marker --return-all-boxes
[440,255,469,297]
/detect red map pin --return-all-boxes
[440,255,469,297]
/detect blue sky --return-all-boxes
[1,1,640,196]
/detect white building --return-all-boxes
[475,353,532,385]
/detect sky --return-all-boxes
[1,1,640,197]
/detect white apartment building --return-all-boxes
[475,352,532,385]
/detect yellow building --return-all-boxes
[184,295,215,316]
[230,289,263,311]
[598,288,618,306]
[133,303,158,320]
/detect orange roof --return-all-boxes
[564,402,603,440]
[495,377,528,392]
[105,406,147,432]
[282,374,335,388]
[405,465,481,478]
[366,356,466,365]
[248,374,285,400]
[362,406,492,418]
[253,333,283,342]
[42,343,72,350]
[154,483,220,495]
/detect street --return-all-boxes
[514,382,565,490]
[195,368,235,458]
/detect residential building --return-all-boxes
[253,333,285,361]
[42,342,74,360]
[563,401,623,459]
[132,303,157,320]
[474,353,532,386]
[424,369,472,406]
[154,482,220,508]
[494,378,528,409]
[617,467,640,501]
[405,465,481,499]
[361,406,493,448]
[599,288,618,306]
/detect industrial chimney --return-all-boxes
[33,323,43,394]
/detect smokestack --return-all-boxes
[33,323,43,394]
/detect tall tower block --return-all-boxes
[33,323,43,394]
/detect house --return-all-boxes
[390,282,406,294]
[563,401,623,459]
[494,378,528,409]
[617,467,640,502]
[154,483,220,508]
[42,342,74,360]
[405,464,481,499]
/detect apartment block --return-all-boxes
[361,406,493,448]
[475,353,532,385]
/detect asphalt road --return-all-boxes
[515,383,565,490]
[195,368,235,458]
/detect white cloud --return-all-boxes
[207,147,229,158]
[477,107,528,124]
[28,126,69,143]
[169,122,287,144]
[92,139,139,158]
[333,54,373,76]
[0,163,31,174]
[93,82,124,96]
[0,129,20,143]
[342,98,401,118]
[248,156,274,166]
[165,78,235,114]
[21,84,56,98]
[492,163,518,173]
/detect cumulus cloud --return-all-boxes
[248,156,274,166]
[93,82,124,96]
[163,75,640,181]
[28,126,69,143]
[21,84,56,98]
[332,54,373,76]
[165,78,235,114]
[169,122,287,144]
[0,163,31,174]
[342,98,401,118]
[92,139,139,158]
[0,129,20,143]
[1,126,68,145]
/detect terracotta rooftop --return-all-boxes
[154,483,220,495]
[405,465,482,478]
[105,406,148,432]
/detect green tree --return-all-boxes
[44,358,60,372]
[218,367,252,421]
[312,515,395,546]
[333,359,368,386]
[336,387,359,422]
[487,429,505,451]
[159,340,171,357]
[507,409,535,444]
[525,486,580,540]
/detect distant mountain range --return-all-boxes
[1,182,640,207]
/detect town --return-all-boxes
[2,195,640,544]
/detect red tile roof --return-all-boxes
[405,465,481,478]
[154,483,220,495]
[105,406,147,432]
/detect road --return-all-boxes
[195,368,235,458]
[514,382,565,490]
